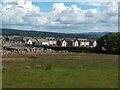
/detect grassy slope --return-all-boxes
[2,53,118,88]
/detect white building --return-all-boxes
[73,40,79,47]
[27,39,33,45]
[93,41,97,47]
[78,39,90,47]
[46,37,56,46]
[62,40,67,47]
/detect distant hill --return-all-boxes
[1,28,109,39]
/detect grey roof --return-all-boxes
[23,37,33,40]
[11,37,25,42]
[63,38,76,40]
[78,38,90,42]
[23,37,32,42]
[78,38,88,40]
[36,38,48,42]
[23,37,38,42]
[45,37,55,39]
[23,37,32,39]
[28,38,38,42]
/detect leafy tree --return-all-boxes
[96,33,120,54]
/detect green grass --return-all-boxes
[2,53,118,88]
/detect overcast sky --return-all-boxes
[0,0,118,33]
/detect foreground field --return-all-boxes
[2,53,118,88]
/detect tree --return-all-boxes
[96,33,120,54]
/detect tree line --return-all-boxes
[2,28,107,39]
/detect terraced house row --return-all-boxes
[0,36,97,54]
[2,36,97,47]
[57,38,97,47]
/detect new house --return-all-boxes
[45,37,57,46]
[78,38,90,47]
[26,37,38,45]
[57,38,97,47]
[73,39,80,47]
[57,39,73,47]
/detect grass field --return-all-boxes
[2,52,118,88]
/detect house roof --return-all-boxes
[11,37,25,42]
[59,39,73,46]
[78,38,88,40]
[78,38,90,42]
[23,37,32,40]
[45,37,55,40]
[28,38,38,42]
[23,37,38,42]
[74,39,80,42]
[36,38,48,42]
[63,38,76,40]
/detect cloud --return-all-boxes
[54,5,85,24]
[2,0,40,24]
[80,2,107,7]
[1,0,118,33]
[108,1,118,15]
[52,3,67,13]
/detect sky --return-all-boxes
[0,0,118,33]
